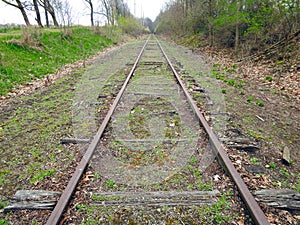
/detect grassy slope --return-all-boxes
[0,27,113,95]
[0,27,115,224]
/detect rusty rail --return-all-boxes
[46,35,270,225]
[45,37,150,225]
[157,38,270,225]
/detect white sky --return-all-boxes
[0,0,168,25]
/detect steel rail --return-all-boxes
[45,37,150,225]
[156,38,270,225]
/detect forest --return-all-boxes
[1,0,137,27]
[1,0,300,54]
[155,0,300,55]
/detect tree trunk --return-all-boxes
[235,1,241,52]
[101,0,111,25]
[17,0,31,26]
[44,0,59,26]
[45,5,49,27]
[33,0,43,27]
[88,0,94,26]
[208,0,214,47]
[111,0,115,26]
[37,0,49,27]
[1,0,31,26]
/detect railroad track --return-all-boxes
[46,35,270,225]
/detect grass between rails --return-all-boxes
[66,56,240,224]
[0,26,113,95]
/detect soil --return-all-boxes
[0,36,299,224]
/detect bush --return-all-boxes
[117,16,145,36]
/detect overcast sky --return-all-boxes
[0,0,168,25]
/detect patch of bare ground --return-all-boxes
[193,40,299,224]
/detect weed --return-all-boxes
[250,158,260,165]
[296,182,300,193]
[93,172,100,180]
[265,76,273,82]
[248,129,268,140]
[80,220,99,225]
[270,89,277,94]
[189,156,198,165]
[187,184,194,190]
[243,116,253,123]
[106,180,116,189]
[280,168,289,178]
[0,201,6,209]
[226,68,236,73]
[0,219,10,225]
[193,93,201,98]
[213,63,221,67]
[216,74,226,80]
[267,163,276,169]
[227,78,235,86]
[30,169,56,184]
[256,100,264,107]
[194,170,201,176]
[246,97,254,102]
[92,194,107,201]
[273,181,281,187]
[187,82,193,89]
[221,89,227,94]
[234,79,245,88]
[211,69,220,77]
[76,204,94,215]
[210,193,233,223]
[197,182,213,191]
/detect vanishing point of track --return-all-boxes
[46,35,270,225]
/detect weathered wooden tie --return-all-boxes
[92,190,220,207]
[4,190,61,212]
[60,138,90,144]
[255,189,300,211]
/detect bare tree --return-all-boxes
[38,0,50,27]
[53,0,73,26]
[97,0,116,25]
[38,0,59,26]
[1,0,31,26]
[33,0,43,27]
[63,0,73,26]
[84,0,95,26]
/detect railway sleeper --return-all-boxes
[255,189,300,212]
[4,190,61,212]
[91,190,220,207]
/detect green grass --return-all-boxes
[297,182,300,193]
[0,26,21,34]
[0,219,10,225]
[30,169,56,184]
[0,27,113,95]
[256,100,264,107]
[0,69,83,197]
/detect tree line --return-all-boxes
[1,0,132,27]
[155,0,300,53]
